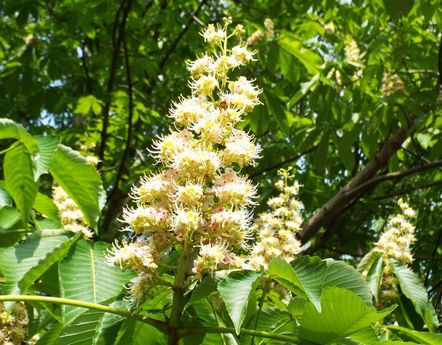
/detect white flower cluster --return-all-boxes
[247,18,275,46]
[375,198,416,265]
[248,168,303,269]
[0,302,28,345]
[52,186,93,239]
[381,70,405,97]
[344,37,362,67]
[375,198,416,305]
[107,19,263,298]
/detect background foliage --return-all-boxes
[0,0,441,343]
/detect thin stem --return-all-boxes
[0,295,170,333]
[177,326,300,344]
[251,281,270,345]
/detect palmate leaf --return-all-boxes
[59,240,134,324]
[185,276,218,310]
[0,230,79,307]
[4,143,38,226]
[391,261,438,331]
[49,144,106,232]
[218,270,261,335]
[33,135,60,179]
[299,287,395,344]
[268,256,373,313]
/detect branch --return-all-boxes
[344,160,442,199]
[97,0,133,168]
[300,127,409,242]
[107,34,134,205]
[0,295,170,333]
[158,0,208,72]
[250,145,318,179]
[373,179,442,200]
[177,326,300,344]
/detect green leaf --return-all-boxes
[0,230,78,301]
[57,309,104,345]
[114,319,168,345]
[33,192,61,223]
[288,74,320,107]
[387,326,442,345]
[49,144,105,231]
[357,250,383,273]
[0,206,21,230]
[366,254,384,304]
[33,135,60,179]
[299,287,395,344]
[0,206,25,246]
[263,91,290,133]
[277,34,322,75]
[391,261,437,331]
[59,240,134,323]
[218,270,261,335]
[382,0,414,20]
[4,143,38,226]
[348,327,381,344]
[269,256,326,312]
[0,186,12,208]
[323,259,373,306]
[185,276,218,310]
[0,118,39,156]
[74,95,103,115]
[313,132,329,172]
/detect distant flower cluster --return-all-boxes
[375,198,416,304]
[381,70,405,97]
[106,18,264,300]
[248,168,303,269]
[0,303,28,345]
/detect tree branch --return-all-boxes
[300,127,409,242]
[106,34,134,209]
[344,160,442,199]
[97,0,133,168]
[373,179,442,200]
[250,145,318,178]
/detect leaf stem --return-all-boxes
[0,295,170,334]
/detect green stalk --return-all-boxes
[0,294,170,333]
[177,326,300,344]
[168,243,192,344]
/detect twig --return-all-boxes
[107,33,134,206]
[373,179,442,200]
[97,0,133,168]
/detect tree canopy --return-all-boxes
[0,0,441,343]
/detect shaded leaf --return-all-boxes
[4,143,38,226]
[0,230,78,306]
[218,270,261,335]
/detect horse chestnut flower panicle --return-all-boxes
[106,18,263,302]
